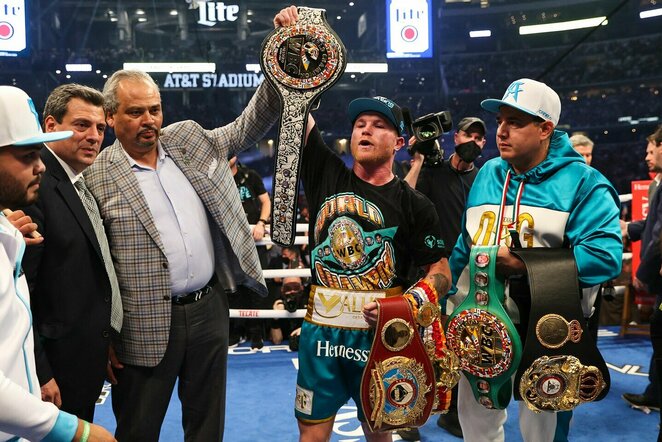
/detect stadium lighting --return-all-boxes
[469,30,492,38]
[245,62,388,74]
[519,17,607,35]
[65,64,93,72]
[640,8,662,19]
[123,62,216,73]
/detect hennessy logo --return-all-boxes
[188,1,239,27]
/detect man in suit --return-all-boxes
[84,64,280,439]
[16,84,122,422]
[0,84,116,442]
[622,126,662,424]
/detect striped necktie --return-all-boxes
[74,176,123,332]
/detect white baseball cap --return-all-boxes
[0,85,72,147]
[481,78,561,126]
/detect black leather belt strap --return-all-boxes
[510,248,610,412]
[172,274,218,305]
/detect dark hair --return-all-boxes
[43,84,104,123]
[648,125,662,146]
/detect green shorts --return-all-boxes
[294,320,374,422]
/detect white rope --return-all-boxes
[619,193,632,203]
[229,308,306,319]
[256,235,309,246]
[263,268,312,279]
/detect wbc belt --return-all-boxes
[360,297,436,433]
[260,7,346,246]
[445,245,523,410]
[510,248,609,412]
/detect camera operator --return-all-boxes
[270,276,307,351]
[398,116,486,441]
[405,117,487,256]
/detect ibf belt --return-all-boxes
[305,285,403,330]
[511,248,609,412]
[260,7,346,246]
[360,297,435,432]
[445,245,523,410]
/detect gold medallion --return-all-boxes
[519,355,606,413]
[535,314,583,349]
[417,302,440,328]
[381,318,414,352]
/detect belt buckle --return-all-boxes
[259,6,346,246]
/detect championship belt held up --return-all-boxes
[360,297,436,433]
[260,7,346,246]
[445,245,523,410]
[511,248,609,412]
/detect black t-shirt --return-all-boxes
[234,166,267,224]
[417,159,478,255]
[300,126,446,290]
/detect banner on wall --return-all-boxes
[631,180,656,306]
[0,0,27,57]
[162,72,264,89]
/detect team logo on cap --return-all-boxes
[374,96,395,109]
[503,81,525,102]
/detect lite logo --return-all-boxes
[187,1,239,27]
[0,0,26,53]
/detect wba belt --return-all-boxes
[305,285,402,330]
[260,7,346,247]
[445,245,523,410]
[511,248,609,412]
[360,296,436,432]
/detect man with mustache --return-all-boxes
[83,10,285,438]
[15,83,123,424]
[0,85,115,441]
[448,78,621,441]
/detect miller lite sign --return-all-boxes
[186,1,239,27]
[386,0,432,59]
[0,0,27,56]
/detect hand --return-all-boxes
[290,327,301,338]
[410,150,424,167]
[2,208,43,245]
[41,378,61,408]
[106,344,123,385]
[620,219,628,238]
[252,222,265,241]
[362,301,379,327]
[273,299,285,310]
[495,246,526,277]
[74,420,117,442]
[633,277,647,291]
[274,5,298,28]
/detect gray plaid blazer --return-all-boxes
[85,83,279,367]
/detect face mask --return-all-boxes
[455,140,482,163]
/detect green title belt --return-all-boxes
[361,296,436,433]
[445,245,523,410]
[260,7,346,246]
[510,248,609,412]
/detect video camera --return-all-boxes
[403,108,453,164]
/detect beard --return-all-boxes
[0,169,39,208]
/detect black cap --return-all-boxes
[456,117,487,135]
[347,96,406,136]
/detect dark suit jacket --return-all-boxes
[18,148,113,416]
